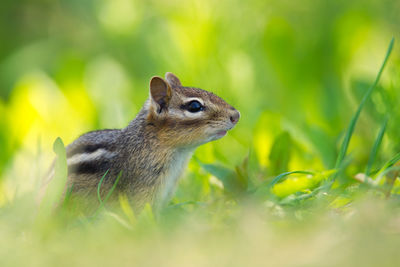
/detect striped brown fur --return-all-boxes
[43,72,240,213]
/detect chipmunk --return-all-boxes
[45,73,240,213]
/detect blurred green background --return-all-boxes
[1,0,400,191]
[1,1,400,266]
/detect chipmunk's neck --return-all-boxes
[122,106,195,208]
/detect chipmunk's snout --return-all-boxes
[229,110,240,124]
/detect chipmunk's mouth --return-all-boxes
[216,130,227,137]
[208,124,235,141]
[211,129,229,140]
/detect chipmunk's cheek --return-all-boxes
[187,129,210,145]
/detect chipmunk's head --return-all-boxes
[147,72,240,148]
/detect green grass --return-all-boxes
[1,38,399,266]
[334,38,394,171]
[1,1,400,265]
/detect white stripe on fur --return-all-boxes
[67,149,116,166]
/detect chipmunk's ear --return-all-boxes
[165,72,182,87]
[150,76,172,113]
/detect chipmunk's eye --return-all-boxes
[186,100,204,113]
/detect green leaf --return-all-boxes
[53,137,67,183]
[201,163,245,195]
[253,170,315,199]
[234,154,249,190]
[39,137,68,215]
[269,131,292,175]
[269,170,315,188]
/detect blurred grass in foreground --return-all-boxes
[1,0,400,266]
[2,196,400,266]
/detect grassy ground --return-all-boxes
[2,189,400,266]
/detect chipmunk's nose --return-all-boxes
[230,110,240,124]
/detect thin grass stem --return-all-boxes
[365,117,388,177]
[334,37,394,171]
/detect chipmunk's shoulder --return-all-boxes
[64,129,123,177]
[66,129,121,158]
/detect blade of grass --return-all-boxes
[377,152,400,174]
[103,171,123,204]
[374,166,400,185]
[365,117,388,177]
[95,170,123,216]
[331,37,394,182]
[334,37,394,170]
[97,169,110,205]
[268,170,315,188]
[61,183,74,208]
[251,171,315,195]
